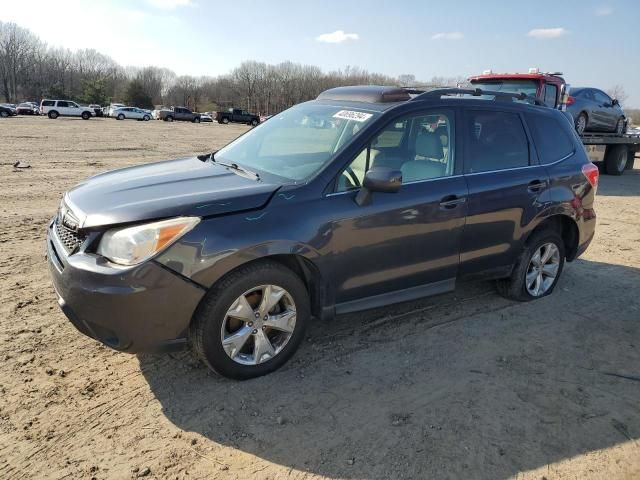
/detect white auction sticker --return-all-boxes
[332,110,373,122]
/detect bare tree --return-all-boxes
[607,85,628,105]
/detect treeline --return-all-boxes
[0,21,464,114]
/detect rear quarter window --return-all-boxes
[525,113,575,164]
[42,100,55,107]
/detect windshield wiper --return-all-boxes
[216,160,260,180]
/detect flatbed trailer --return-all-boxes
[581,133,640,175]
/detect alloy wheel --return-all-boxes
[576,115,587,134]
[220,285,297,365]
[526,243,560,296]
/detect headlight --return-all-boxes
[97,217,200,266]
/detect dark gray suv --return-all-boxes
[47,86,598,379]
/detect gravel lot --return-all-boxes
[1,116,639,480]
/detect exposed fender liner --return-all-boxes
[152,260,209,291]
[334,278,455,315]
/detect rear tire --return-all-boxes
[496,229,565,302]
[222,117,229,124]
[166,116,174,122]
[117,113,125,120]
[0,111,8,118]
[615,118,625,135]
[190,261,310,380]
[48,111,59,119]
[575,112,588,135]
[604,145,629,175]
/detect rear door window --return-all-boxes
[57,101,69,108]
[526,113,575,163]
[464,110,530,173]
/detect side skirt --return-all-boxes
[333,278,455,316]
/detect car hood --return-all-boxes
[65,156,280,229]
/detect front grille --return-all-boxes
[54,220,86,254]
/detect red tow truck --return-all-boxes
[468,68,640,175]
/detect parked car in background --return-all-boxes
[113,107,152,121]
[40,100,94,119]
[0,104,17,117]
[16,103,39,115]
[566,88,626,135]
[260,115,273,123]
[157,106,201,123]
[89,104,103,117]
[199,113,213,122]
[46,85,598,379]
[216,108,260,126]
[105,103,125,117]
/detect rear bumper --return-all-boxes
[46,220,205,353]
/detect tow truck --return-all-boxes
[468,68,640,175]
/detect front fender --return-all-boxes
[156,234,323,290]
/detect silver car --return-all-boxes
[113,107,152,121]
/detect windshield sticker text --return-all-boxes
[333,110,373,122]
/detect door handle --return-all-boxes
[527,180,548,192]
[439,195,466,209]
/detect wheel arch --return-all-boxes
[525,214,579,261]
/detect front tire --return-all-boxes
[251,119,258,126]
[143,115,150,121]
[496,229,565,302]
[81,111,90,120]
[615,118,625,135]
[0,111,8,118]
[194,117,200,123]
[190,261,310,380]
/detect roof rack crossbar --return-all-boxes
[410,88,545,106]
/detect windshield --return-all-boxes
[215,103,378,181]
[471,79,539,97]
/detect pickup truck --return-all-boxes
[158,107,201,123]
[216,108,260,126]
[468,68,639,176]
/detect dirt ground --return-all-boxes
[0,116,639,480]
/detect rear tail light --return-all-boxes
[566,96,576,106]
[582,163,599,191]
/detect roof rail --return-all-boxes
[411,88,545,106]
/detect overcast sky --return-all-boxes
[2,0,639,106]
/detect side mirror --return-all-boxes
[612,99,619,106]
[355,167,402,206]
